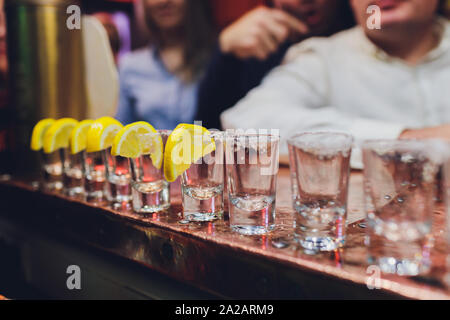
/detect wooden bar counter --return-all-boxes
[0,167,448,299]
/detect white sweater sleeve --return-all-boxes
[220,48,406,168]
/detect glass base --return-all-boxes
[65,186,85,198]
[43,181,63,192]
[231,224,275,236]
[110,201,132,212]
[109,194,132,204]
[132,180,170,214]
[182,185,224,221]
[228,194,276,236]
[134,204,170,214]
[86,190,108,204]
[184,211,222,222]
[368,256,429,276]
[295,235,345,254]
[107,179,132,204]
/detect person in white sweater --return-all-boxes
[221,0,450,167]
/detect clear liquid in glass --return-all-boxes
[226,134,279,235]
[84,151,107,203]
[130,131,172,214]
[132,180,170,213]
[182,183,224,222]
[291,147,350,253]
[104,151,132,204]
[364,146,437,276]
[62,150,85,197]
[229,192,275,235]
[41,149,64,191]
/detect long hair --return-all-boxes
[137,0,216,82]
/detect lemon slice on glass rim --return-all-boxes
[112,121,163,168]
[42,118,79,153]
[163,124,215,182]
[70,119,94,154]
[30,118,55,151]
[86,116,123,153]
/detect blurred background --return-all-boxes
[0,0,449,176]
[0,0,268,176]
[0,0,271,298]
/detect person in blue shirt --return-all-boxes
[195,0,355,130]
[116,0,215,129]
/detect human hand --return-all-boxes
[399,124,450,142]
[219,6,309,60]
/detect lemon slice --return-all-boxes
[164,124,215,182]
[43,118,79,153]
[70,119,94,154]
[86,117,123,153]
[31,118,55,151]
[112,121,163,168]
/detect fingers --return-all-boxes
[255,25,279,56]
[260,17,290,46]
[252,9,292,59]
[271,9,309,35]
[219,5,310,60]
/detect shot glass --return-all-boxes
[130,130,171,214]
[181,131,224,222]
[225,132,279,235]
[61,149,85,197]
[288,132,353,253]
[40,149,64,192]
[83,150,108,203]
[104,149,132,207]
[363,140,444,276]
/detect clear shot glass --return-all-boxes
[225,132,279,235]
[129,130,171,214]
[61,149,85,197]
[104,149,132,207]
[40,149,64,192]
[288,132,353,254]
[83,150,108,203]
[363,140,445,276]
[181,131,224,222]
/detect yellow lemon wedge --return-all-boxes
[86,117,123,153]
[164,124,215,182]
[30,118,55,151]
[112,121,163,168]
[70,119,94,154]
[43,118,79,153]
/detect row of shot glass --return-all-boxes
[40,128,450,277]
[39,130,280,236]
[289,132,450,277]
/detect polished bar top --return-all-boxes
[0,167,449,299]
